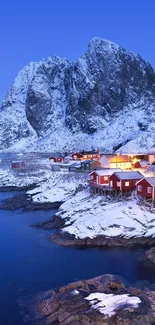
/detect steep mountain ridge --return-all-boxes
[0,37,155,152]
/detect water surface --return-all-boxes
[0,191,155,325]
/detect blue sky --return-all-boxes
[0,0,155,101]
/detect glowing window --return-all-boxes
[117,182,121,187]
[125,181,129,186]
[104,176,108,180]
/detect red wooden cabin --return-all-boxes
[11,161,25,169]
[72,152,84,160]
[109,171,143,191]
[49,155,64,163]
[89,169,122,185]
[72,152,101,161]
[136,177,155,199]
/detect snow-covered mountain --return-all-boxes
[0,37,155,153]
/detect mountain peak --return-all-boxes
[88,37,120,52]
[0,38,155,153]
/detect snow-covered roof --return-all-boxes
[143,177,155,187]
[70,163,81,168]
[113,171,143,180]
[81,159,93,164]
[90,168,122,176]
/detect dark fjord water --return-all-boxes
[0,191,155,325]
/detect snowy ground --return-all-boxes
[0,168,51,188]
[85,292,141,317]
[28,171,88,203]
[55,189,155,239]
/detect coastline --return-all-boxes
[49,231,155,248]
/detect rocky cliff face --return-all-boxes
[0,38,155,152]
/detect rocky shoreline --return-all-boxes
[49,231,155,248]
[0,193,62,211]
[33,215,66,229]
[0,183,37,192]
[33,214,155,248]
[35,274,155,325]
[2,185,155,249]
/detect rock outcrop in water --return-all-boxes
[36,274,155,325]
[0,38,155,152]
[141,247,155,267]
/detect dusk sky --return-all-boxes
[1,0,155,101]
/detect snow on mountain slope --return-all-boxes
[0,38,155,152]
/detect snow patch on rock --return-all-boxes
[85,292,141,317]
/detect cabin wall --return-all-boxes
[110,162,132,169]
[136,179,154,198]
[49,157,64,163]
[109,174,121,189]
[109,174,141,191]
[89,172,98,182]
[72,153,83,160]
[100,175,109,184]
[90,161,101,170]
[56,158,64,162]
[121,179,138,190]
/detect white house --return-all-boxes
[148,145,155,165]
[100,154,132,170]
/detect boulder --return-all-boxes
[36,274,155,325]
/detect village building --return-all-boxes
[89,168,122,185]
[11,161,25,169]
[109,171,143,191]
[81,160,101,171]
[72,151,101,161]
[147,146,155,165]
[100,154,132,170]
[136,177,155,200]
[49,154,64,163]
[69,162,81,172]
[127,154,149,169]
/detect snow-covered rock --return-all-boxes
[37,274,155,325]
[55,190,155,241]
[28,171,88,204]
[0,38,155,153]
[0,168,50,189]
